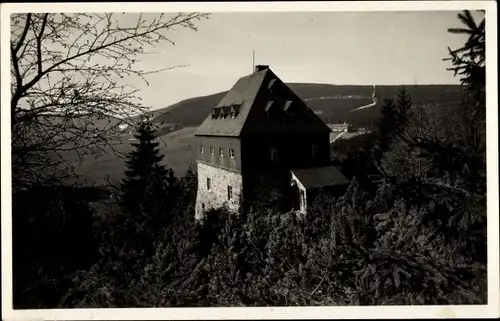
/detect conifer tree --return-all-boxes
[373,97,398,166]
[122,119,165,205]
[396,87,412,125]
[119,117,178,257]
[124,121,165,181]
[377,88,412,152]
[445,10,486,186]
[182,165,198,194]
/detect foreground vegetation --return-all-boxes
[11,10,487,308]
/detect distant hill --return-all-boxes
[152,84,463,129]
[56,83,463,185]
[71,127,198,185]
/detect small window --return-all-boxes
[231,104,241,118]
[207,178,211,190]
[212,107,221,119]
[312,144,319,158]
[200,145,204,154]
[202,203,205,211]
[270,147,278,162]
[219,148,224,157]
[268,79,276,90]
[227,186,233,200]
[229,148,235,159]
[265,101,274,112]
[210,146,215,155]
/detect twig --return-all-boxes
[309,274,326,298]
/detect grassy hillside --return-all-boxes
[152,84,463,128]
[71,127,198,185]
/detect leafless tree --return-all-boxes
[10,12,209,190]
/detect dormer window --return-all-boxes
[230,104,241,118]
[265,101,274,113]
[220,106,231,119]
[268,79,276,90]
[212,107,221,119]
[283,101,292,112]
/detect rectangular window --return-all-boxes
[202,203,205,211]
[227,186,233,200]
[219,148,224,157]
[229,148,235,159]
[207,178,211,190]
[312,144,318,158]
[269,147,278,162]
[200,145,204,154]
[210,146,215,155]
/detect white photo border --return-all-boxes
[1,1,498,320]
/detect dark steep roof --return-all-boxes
[194,69,268,137]
[292,165,350,189]
[195,67,331,137]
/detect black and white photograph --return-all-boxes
[1,1,498,319]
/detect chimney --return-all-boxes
[254,65,269,73]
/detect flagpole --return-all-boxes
[252,50,255,72]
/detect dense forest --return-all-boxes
[11,10,487,308]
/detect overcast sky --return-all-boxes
[125,11,469,109]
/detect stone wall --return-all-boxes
[195,161,243,220]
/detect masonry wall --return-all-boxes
[195,161,243,220]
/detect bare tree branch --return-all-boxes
[35,14,49,75]
[10,12,210,189]
[12,13,32,55]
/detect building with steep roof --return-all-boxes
[194,65,349,219]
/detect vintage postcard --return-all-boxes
[1,1,498,320]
